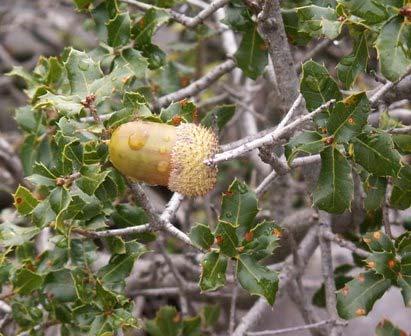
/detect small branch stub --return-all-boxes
[109,120,219,196]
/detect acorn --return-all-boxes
[109,120,219,196]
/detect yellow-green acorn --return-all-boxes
[109,120,219,196]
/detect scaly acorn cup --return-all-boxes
[109,120,219,196]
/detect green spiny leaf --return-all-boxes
[236,253,278,305]
[313,146,354,213]
[336,271,391,319]
[189,223,214,250]
[199,251,227,292]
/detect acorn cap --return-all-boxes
[169,123,218,196]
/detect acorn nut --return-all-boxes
[109,120,219,196]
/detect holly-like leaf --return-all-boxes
[220,179,258,231]
[313,146,354,214]
[300,60,342,127]
[285,130,325,163]
[13,186,39,215]
[363,231,395,253]
[132,8,170,69]
[145,306,182,336]
[327,93,370,144]
[390,166,411,210]
[76,165,109,195]
[336,271,391,319]
[376,16,411,82]
[13,268,44,295]
[366,252,399,280]
[160,100,196,123]
[237,253,278,305]
[339,0,392,24]
[189,224,214,250]
[199,251,227,292]
[107,12,131,48]
[64,48,102,96]
[0,222,40,247]
[44,269,77,302]
[98,241,147,290]
[234,24,268,79]
[352,132,401,177]
[243,220,281,260]
[296,5,342,39]
[215,221,239,257]
[337,28,369,89]
[376,319,409,336]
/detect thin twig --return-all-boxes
[122,0,229,28]
[321,230,370,258]
[383,178,393,239]
[208,99,335,165]
[318,214,343,336]
[157,59,236,108]
[388,125,411,134]
[370,68,411,106]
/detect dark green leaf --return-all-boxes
[0,222,40,247]
[237,253,278,305]
[337,28,369,89]
[44,269,77,302]
[336,271,391,319]
[220,179,258,231]
[215,221,238,257]
[327,93,370,143]
[13,186,39,215]
[234,25,268,79]
[13,268,43,295]
[313,146,354,213]
[366,252,399,280]
[363,231,395,253]
[300,60,342,127]
[352,132,401,177]
[189,223,214,250]
[376,16,411,82]
[107,12,131,48]
[199,251,227,291]
[390,166,411,210]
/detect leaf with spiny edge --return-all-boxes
[199,251,227,292]
[300,60,342,128]
[351,132,401,177]
[390,166,411,210]
[189,224,214,250]
[236,253,279,305]
[327,92,370,144]
[336,271,391,319]
[313,146,354,214]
